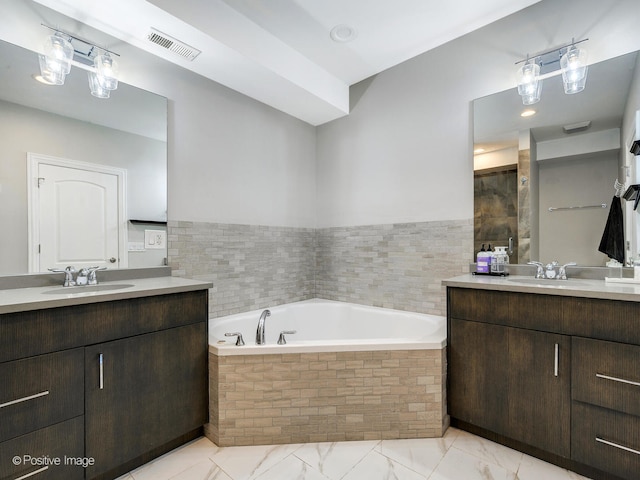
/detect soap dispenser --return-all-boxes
[476,244,490,274]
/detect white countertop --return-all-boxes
[443,273,640,302]
[0,276,213,314]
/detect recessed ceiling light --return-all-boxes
[330,24,357,43]
[32,73,56,85]
[520,109,536,117]
[474,148,485,154]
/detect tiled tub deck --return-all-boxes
[206,348,447,447]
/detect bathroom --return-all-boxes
[1,0,640,479]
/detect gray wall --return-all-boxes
[538,153,618,266]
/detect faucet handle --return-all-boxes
[87,266,107,285]
[527,261,544,279]
[48,266,77,286]
[225,332,245,346]
[277,330,297,345]
[558,262,577,280]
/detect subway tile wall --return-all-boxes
[168,219,472,318]
[168,221,316,318]
[316,220,473,316]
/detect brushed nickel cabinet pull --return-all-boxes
[596,373,640,387]
[554,343,559,377]
[99,353,104,390]
[0,390,49,409]
[596,437,640,456]
[15,466,49,480]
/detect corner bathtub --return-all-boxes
[206,299,448,446]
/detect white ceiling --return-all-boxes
[27,0,541,125]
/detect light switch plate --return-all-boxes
[144,229,166,249]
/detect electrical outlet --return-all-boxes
[144,230,166,249]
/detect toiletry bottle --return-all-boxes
[476,244,490,274]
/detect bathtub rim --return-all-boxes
[209,298,446,356]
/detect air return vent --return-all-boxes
[146,28,201,61]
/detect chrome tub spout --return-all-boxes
[256,309,271,344]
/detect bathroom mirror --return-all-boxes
[0,39,168,275]
[473,50,639,266]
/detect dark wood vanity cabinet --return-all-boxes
[448,290,570,458]
[448,287,640,480]
[0,289,209,480]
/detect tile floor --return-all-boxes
[116,427,592,480]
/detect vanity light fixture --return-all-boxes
[516,38,588,105]
[37,25,120,99]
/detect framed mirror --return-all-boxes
[0,39,167,276]
[473,50,639,267]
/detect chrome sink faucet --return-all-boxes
[256,309,271,345]
[87,266,107,285]
[528,261,576,279]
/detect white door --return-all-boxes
[28,154,126,272]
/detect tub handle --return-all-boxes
[225,332,245,346]
[278,330,297,345]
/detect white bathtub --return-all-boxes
[208,299,446,355]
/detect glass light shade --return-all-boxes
[517,62,542,105]
[43,33,73,75]
[88,71,110,98]
[561,47,588,94]
[38,54,66,85]
[94,54,119,91]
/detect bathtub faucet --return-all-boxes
[256,309,271,345]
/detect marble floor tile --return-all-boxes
[209,443,301,480]
[168,459,232,480]
[449,429,523,473]
[517,454,591,480]
[341,450,428,480]
[130,438,220,480]
[114,429,594,480]
[293,440,378,480]
[253,454,331,480]
[376,437,449,477]
[428,447,518,480]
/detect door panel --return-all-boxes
[38,163,120,271]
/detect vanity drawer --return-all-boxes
[84,290,207,344]
[572,337,640,416]
[0,308,85,363]
[572,402,640,480]
[0,416,84,480]
[448,288,510,324]
[0,349,84,442]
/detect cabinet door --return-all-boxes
[449,318,509,434]
[506,329,571,457]
[84,322,207,480]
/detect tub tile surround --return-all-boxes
[206,348,447,447]
[168,219,472,318]
[115,428,592,480]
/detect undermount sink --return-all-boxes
[42,283,135,294]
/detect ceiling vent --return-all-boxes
[563,120,591,134]
[146,28,201,61]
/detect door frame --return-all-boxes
[27,152,128,272]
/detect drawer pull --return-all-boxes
[596,437,640,456]
[15,466,49,480]
[596,373,640,388]
[99,353,104,390]
[554,343,559,377]
[0,390,49,409]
